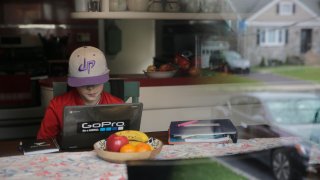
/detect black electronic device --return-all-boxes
[59,103,143,150]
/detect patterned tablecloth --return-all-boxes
[1,137,320,179]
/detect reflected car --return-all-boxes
[214,92,320,180]
[209,50,250,74]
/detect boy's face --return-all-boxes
[76,84,104,105]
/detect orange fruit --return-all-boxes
[135,142,152,152]
[119,144,136,153]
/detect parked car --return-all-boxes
[209,50,250,74]
[213,92,320,180]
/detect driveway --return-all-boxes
[243,71,314,85]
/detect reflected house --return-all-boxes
[228,0,320,66]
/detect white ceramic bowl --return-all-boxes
[143,70,177,78]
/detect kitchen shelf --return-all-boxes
[71,11,244,20]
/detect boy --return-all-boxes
[37,46,124,139]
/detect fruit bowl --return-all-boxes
[143,70,177,78]
[94,138,163,163]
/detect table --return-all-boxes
[0,131,169,179]
[0,131,168,157]
[1,131,320,179]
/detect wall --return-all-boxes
[106,20,155,74]
[139,84,240,132]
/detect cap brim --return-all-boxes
[68,73,109,87]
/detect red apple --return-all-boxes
[106,134,129,152]
[188,66,201,77]
[174,54,191,70]
[159,63,175,71]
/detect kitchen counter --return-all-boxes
[38,73,226,88]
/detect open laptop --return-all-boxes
[58,103,143,150]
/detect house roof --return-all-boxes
[229,0,320,19]
[299,0,320,16]
[228,0,270,15]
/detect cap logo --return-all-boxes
[78,58,96,74]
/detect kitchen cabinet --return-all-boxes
[71,11,240,20]
[71,0,243,20]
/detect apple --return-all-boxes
[188,66,201,77]
[106,134,129,152]
[174,54,191,70]
[147,65,157,72]
[159,63,175,71]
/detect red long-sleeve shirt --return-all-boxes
[37,88,124,140]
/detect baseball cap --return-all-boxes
[67,46,110,87]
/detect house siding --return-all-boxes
[242,26,297,66]
[242,25,320,66]
[253,1,313,22]
[240,0,320,66]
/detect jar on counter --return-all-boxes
[200,0,216,13]
[180,0,200,13]
[149,0,163,12]
[127,0,150,11]
[165,0,180,12]
[74,0,88,12]
[109,0,127,11]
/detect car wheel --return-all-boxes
[209,62,217,71]
[244,68,250,74]
[271,149,293,180]
[224,64,231,73]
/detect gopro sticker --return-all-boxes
[77,121,126,133]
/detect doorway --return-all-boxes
[300,29,312,53]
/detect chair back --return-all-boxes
[53,80,140,103]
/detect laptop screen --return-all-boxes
[59,103,143,150]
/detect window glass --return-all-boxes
[259,28,286,46]
[224,51,241,60]
[264,98,320,124]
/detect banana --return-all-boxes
[115,130,149,142]
[128,141,141,146]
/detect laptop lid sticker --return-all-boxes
[77,120,129,133]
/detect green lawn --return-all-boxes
[207,73,259,84]
[254,65,320,83]
[201,65,320,84]
[169,160,248,180]
[201,69,259,84]
[127,158,248,180]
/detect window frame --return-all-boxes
[258,28,287,47]
[278,2,295,16]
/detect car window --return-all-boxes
[264,98,320,124]
[224,51,241,61]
